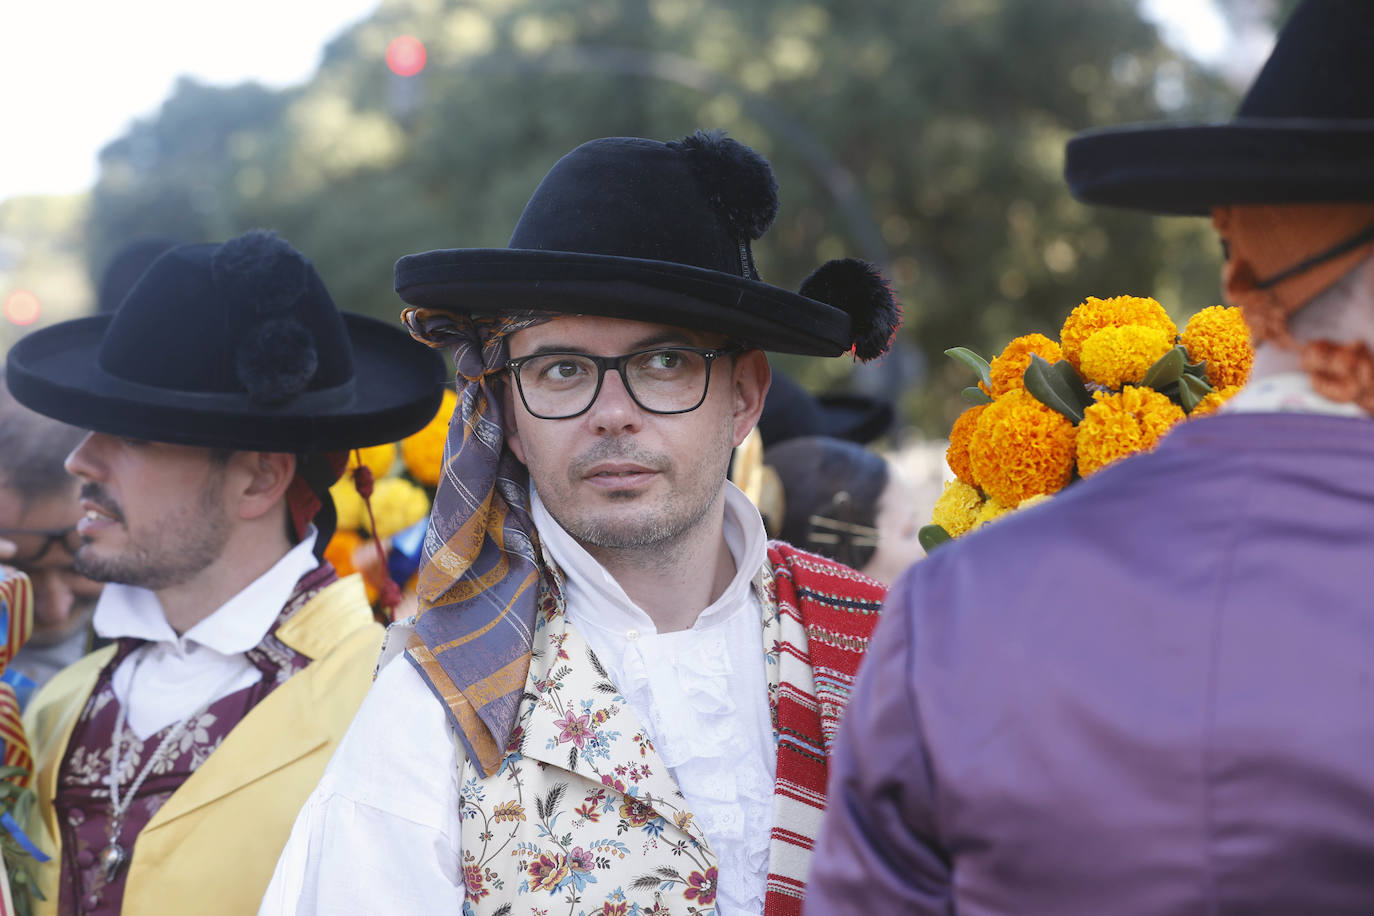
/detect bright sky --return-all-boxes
[0,0,380,204]
[0,0,1257,207]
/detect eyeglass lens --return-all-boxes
[0,527,82,565]
[516,348,714,418]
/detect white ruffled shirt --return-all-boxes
[534,483,775,915]
[93,530,319,740]
[260,485,775,916]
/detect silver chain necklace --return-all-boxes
[100,652,247,882]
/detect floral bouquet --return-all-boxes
[324,388,457,615]
[922,295,1252,549]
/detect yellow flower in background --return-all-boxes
[1060,295,1178,371]
[1076,385,1185,476]
[402,389,458,487]
[330,477,366,532]
[346,442,397,479]
[931,480,983,536]
[945,404,986,487]
[968,389,1077,508]
[1181,305,1253,389]
[988,333,1063,397]
[972,496,1012,529]
[1078,324,1174,389]
[1190,384,1242,417]
[365,477,431,538]
[1016,493,1052,512]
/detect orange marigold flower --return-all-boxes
[401,388,458,487]
[1060,295,1178,371]
[1076,385,1185,476]
[1078,324,1175,389]
[988,333,1063,396]
[930,480,982,537]
[323,529,364,578]
[945,404,986,486]
[1190,384,1242,417]
[1181,305,1253,389]
[968,389,1077,508]
[345,442,397,479]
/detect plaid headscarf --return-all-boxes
[402,307,548,775]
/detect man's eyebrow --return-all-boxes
[518,334,703,358]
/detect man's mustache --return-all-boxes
[568,441,669,478]
[79,483,125,523]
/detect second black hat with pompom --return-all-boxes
[394,129,900,359]
[8,230,445,452]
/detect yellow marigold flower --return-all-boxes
[365,476,431,539]
[401,388,458,487]
[971,496,1012,529]
[930,480,983,537]
[1190,384,1242,417]
[330,477,366,532]
[1077,385,1185,477]
[1060,295,1178,371]
[346,442,398,479]
[1078,324,1175,389]
[968,389,1077,508]
[1181,305,1253,389]
[988,333,1063,397]
[1016,493,1052,512]
[945,404,986,487]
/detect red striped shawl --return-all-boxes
[764,542,886,915]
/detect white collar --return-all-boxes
[92,528,321,654]
[531,481,767,635]
[1223,372,1367,418]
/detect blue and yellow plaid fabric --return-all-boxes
[402,308,545,776]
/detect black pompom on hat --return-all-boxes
[395,129,901,360]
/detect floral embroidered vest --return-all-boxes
[416,544,885,916]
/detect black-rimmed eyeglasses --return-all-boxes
[0,525,82,565]
[506,346,740,420]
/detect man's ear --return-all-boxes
[232,451,297,521]
[502,381,528,465]
[731,350,771,447]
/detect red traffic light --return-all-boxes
[3,289,41,326]
[386,35,427,77]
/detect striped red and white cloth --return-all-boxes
[765,542,887,915]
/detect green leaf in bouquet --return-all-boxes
[1178,373,1213,412]
[1183,356,1210,380]
[1050,360,1094,411]
[944,347,992,387]
[1024,353,1086,423]
[1141,345,1186,390]
[961,386,993,405]
[918,524,952,552]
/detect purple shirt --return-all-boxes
[808,412,1374,915]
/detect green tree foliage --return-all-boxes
[85,0,1237,434]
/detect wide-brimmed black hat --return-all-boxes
[395,130,900,359]
[1065,0,1374,215]
[8,230,445,453]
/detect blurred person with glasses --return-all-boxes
[0,372,103,694]
[264,130,900,915]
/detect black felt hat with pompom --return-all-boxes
[8,230,445,452]
[394,130,900,359]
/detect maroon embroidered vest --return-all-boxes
[52,564,336,915]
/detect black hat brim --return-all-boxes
[394,248,855,357]
[7,313,445,453]
[1065,120,1374,215]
